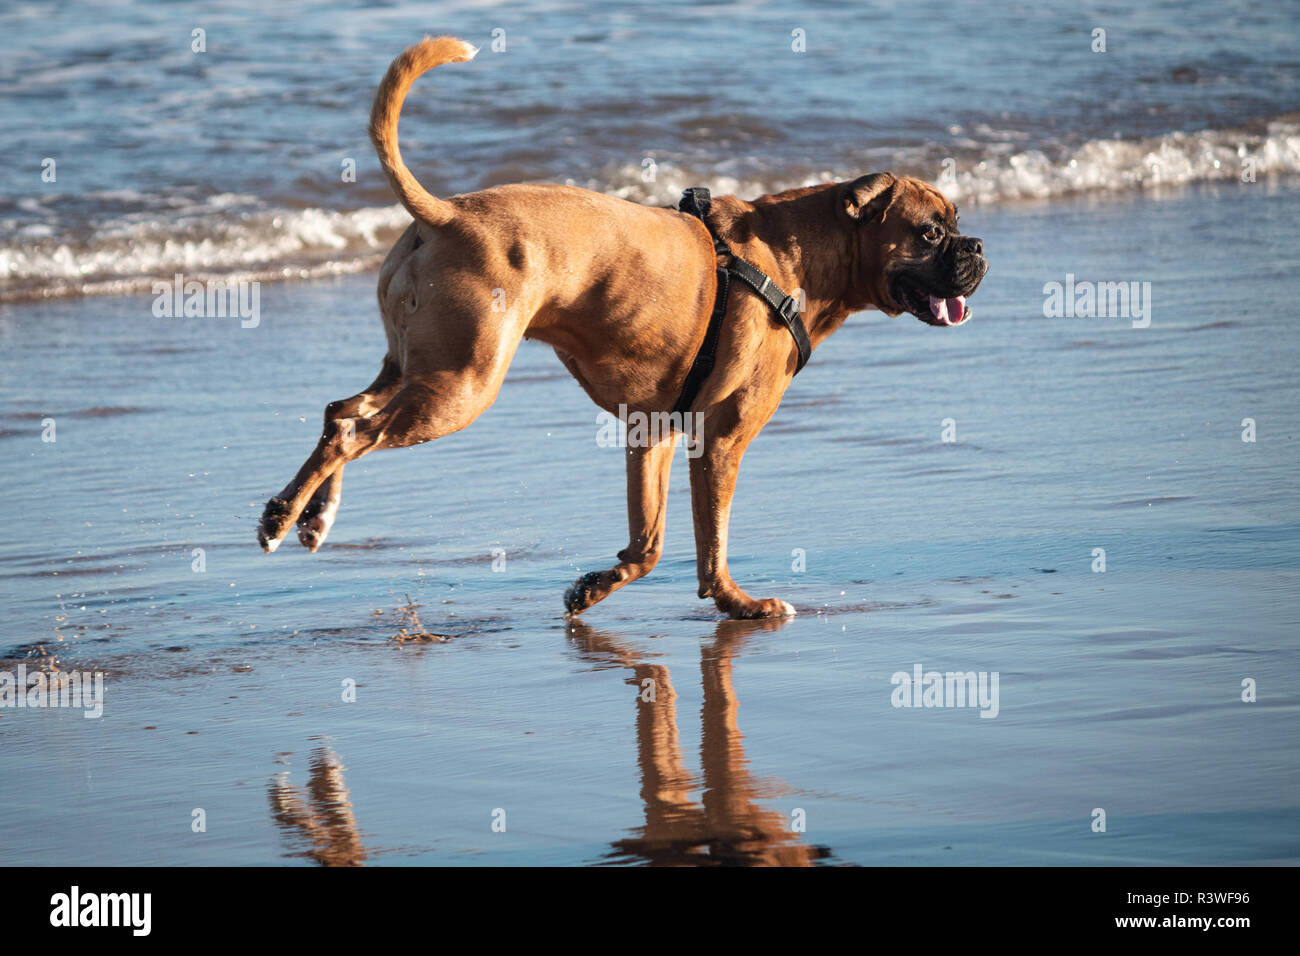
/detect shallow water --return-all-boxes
[2,181,1298,864]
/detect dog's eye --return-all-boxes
[921,225,943,244]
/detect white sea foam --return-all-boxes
[0,199,412,302]
[939,118,1300,204]
[591,118,1300,206]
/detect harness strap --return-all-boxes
[725,256,812,372]
[671,187,811,416]
[671,266,729,416]
[680,187,730,257]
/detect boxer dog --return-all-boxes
[257,36,988,620]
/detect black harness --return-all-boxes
[672,188,812,415]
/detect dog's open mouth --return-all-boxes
[893,282,972,327]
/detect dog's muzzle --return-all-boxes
[893,237,988,326]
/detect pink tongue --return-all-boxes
[929,294,967,325]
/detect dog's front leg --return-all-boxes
[688,426,795,620]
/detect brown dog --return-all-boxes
[257,36,988,620]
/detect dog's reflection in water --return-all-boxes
[568,617,832,866]
[269,621,828,866]
[268,745,368,867]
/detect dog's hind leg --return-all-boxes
[295,357,402,551]
[565,434,676,615]
[295,470,343,552]
[259,382,441,553]
[258,330,520,553]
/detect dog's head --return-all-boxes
[842,172,987,326]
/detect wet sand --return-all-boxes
[2,183,1299,864]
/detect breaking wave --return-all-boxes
[3,117,1297,304]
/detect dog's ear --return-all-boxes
[843,172,898,223]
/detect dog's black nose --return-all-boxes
[961,236,984,257]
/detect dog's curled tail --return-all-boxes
[369,35,478,228]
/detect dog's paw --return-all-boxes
[750,598,796,619]
[257,497,293,553]
[296,499,338,553]
[297,515,328,552]
[563,571,605,616]
[723,596,797,620]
